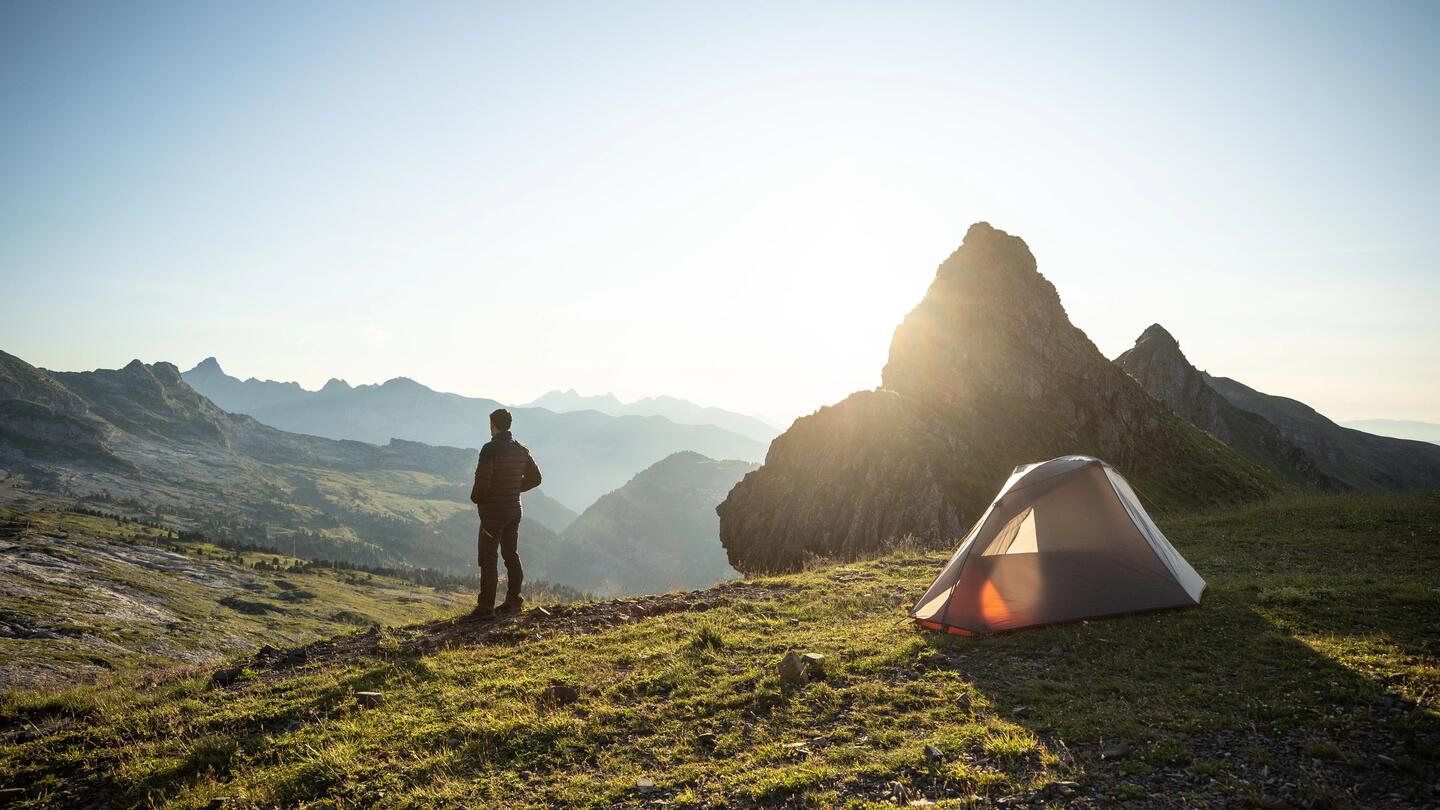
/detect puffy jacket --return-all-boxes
[470,430,542,513]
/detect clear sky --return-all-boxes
[3,1,1437,424]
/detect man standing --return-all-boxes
[468,408,542,618]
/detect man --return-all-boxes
[468,407,542,618]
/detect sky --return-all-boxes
[2,1,1438,425]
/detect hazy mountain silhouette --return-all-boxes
[521,389,782,443]
[0,350,550,572]
[718,223,1281,574]
[521,488,580,534]
[1114,325,1342,490]
[1202,375,1440,491]
[542,451,755,596]
[183,360,767,510]
[1340,419,1440,445]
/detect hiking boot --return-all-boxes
[465,605,496,621]
[498,596,525,614]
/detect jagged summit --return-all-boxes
[191,357,224,374]
[719,224,1280,574]
[1115,325,1336,489]
[1136,323,1179,347]
[320,377,352,393]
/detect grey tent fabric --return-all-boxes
[911,456,1205,635]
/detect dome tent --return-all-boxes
[911,456,1205,635]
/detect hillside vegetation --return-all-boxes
[0,489,582,689]
[2,492,1436,807]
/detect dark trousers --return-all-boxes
[478,508,522,608]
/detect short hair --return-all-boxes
[489,408,512,431]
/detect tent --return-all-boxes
[911,456,1205,635]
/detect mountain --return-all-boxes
[521,389,782,443]
[717,223,1281,574]
[1341,419,1440,445]
[1117,325,1440,491]
[520,488,580,534]
[0,350,554,573]
[183,361,767,510]
[542,451,755,596]
[1203,375,1440,492]
[1114,325,1341,489]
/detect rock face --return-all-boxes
[718,390,960,573]
[1115,325,1341,489]
[718,223,1281,574]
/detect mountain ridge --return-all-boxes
[183,361,767,510]
[718,223,1282,573]
[520,388,781,443]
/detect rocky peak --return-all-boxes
[1136,323,1179,348]
[1115,326,1338,490]
[320,378,352,394]
[719,223,1280,574]
[190,357,224,375]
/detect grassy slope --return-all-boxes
[2,493,1437,808]
[0,506,472,687]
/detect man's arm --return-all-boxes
[520,453,542,493]
[470,445,495,504]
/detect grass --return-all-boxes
[0,506,477,687]
[0,492,1437,807]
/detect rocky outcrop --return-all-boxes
[718,390,959,573]
[1115,325,1340,489]
[718,223,1281,574]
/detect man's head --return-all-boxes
[489,408,512,437]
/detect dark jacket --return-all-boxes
[470,430,541,514]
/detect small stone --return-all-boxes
[778,650,808,686]
[1102,742,1131,760]
[801,653,826,676]
[210,666,243,687]
[539,685,581,705]
[1376,754,1396,767]
[637,777,657,794]
[1012,705,1028,716]
[355,691,384,707]
[695,732,717,748]
[924,744,945,763]
[691,601,712,612]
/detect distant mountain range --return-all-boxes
[541,451,756,597]
[1116,326,1440,492]
[0,350,517,572]
[1,349,767,598]
[183,359,768,510]
[519,389,781,443]
[1340,419,1440,446]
